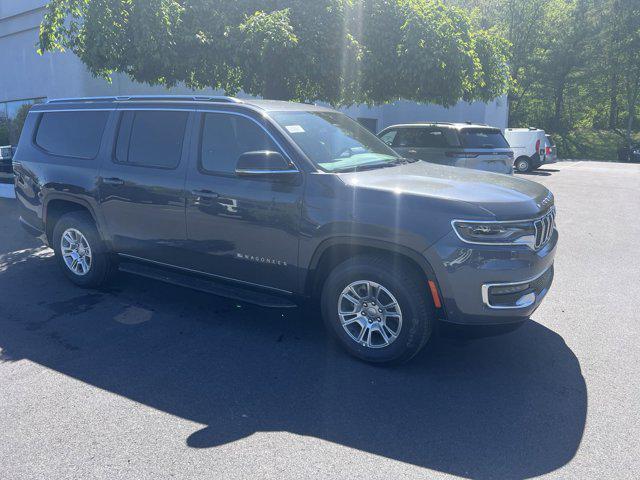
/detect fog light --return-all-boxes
[491,283,530,295]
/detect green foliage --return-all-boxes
[38,0,510,106]
[553,130,640,160]
[9,104,32,145]
[0,118,9,146]
[456,0,640,153]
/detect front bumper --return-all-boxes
[424,228,557,325]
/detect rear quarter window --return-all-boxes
[459,128,509,148]
[35,111,109,159]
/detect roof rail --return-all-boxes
[47,95,243,104]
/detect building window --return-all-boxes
[0,97,46,146]
[356,117,379,133]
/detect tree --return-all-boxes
[38,0,510,107]
[9,104,32,145]
[0,117,8,146]
[604,0,640,147]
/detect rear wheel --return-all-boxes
[321,255,435,365]
[52,211,116,288]
[515,156,532,173]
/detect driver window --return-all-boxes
[200,113,278,175]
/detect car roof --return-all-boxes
[381,122,498,131]
[31,95,335,114]
[505,128,545,133]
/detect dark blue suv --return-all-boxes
[13,96,557,364]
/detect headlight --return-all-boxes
[452,220,536,248]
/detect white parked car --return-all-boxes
[504,128,547,173]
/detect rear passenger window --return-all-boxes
[392,127,459,148]
[200,113,278,174]
[392,129,422,147]
[115,111,189,168]
[35,111,109,159]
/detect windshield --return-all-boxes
[271,111,399,172]
[459,128,510,148]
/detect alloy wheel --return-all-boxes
[60,228,92,276]
[337,280,403,348]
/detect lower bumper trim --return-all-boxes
[481,265,554,310]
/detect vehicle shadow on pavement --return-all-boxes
[0,207,586,479]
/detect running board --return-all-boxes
[118,261,298,308]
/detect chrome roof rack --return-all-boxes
[47,95,243,104]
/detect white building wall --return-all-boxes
[0,0,508,136]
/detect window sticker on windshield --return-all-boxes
[285,125,305,133]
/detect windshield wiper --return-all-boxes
[332,157,417,173]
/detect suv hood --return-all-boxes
[338,161,553,220]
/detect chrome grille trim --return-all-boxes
[534,206,556,249]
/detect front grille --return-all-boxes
[534,207,556,249]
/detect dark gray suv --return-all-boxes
[378,122,514,174]
[14,96,557,364]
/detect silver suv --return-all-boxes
[378,123,514,174]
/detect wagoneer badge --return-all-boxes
[236,253,288,266]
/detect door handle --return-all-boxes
[102,177,124,186]
[191,189,219,199]
[407,149,417,154]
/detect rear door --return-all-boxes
[98,108,193,264]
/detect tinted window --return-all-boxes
[392,127,459,148]
[200,113,278,174]
[116,111,188,168]
[459,128,509,148]
[392,128,422,147]
[419,128,458,148]
[35,111,109,158]
[379,129,398,146]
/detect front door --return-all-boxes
[98,108,193,264]
[184,111,302,293]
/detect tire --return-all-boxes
[320,254,435,365]
[52,211,116,288]
[515,157,532,173]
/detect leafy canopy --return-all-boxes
[39,0,510,106]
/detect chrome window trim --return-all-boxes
[236,168,300,175]
[481,265,553,310]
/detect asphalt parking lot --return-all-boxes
[0,161,639,479]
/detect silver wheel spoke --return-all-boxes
[356,324,368,343]
[60,228,92,277]
[366,328,373,347]
[337,280,402,349]
[377,324,390,344]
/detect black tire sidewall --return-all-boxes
[321,258,433,364]
[52,212,111,288]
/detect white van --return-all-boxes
[503,128,547,173]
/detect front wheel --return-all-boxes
[321,255,435,365]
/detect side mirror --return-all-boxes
[235,151,298,177]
